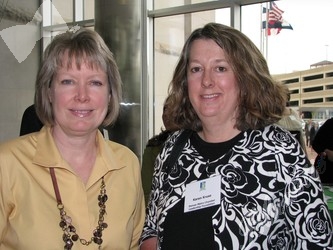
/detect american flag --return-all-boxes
[268,2,284,22]
[262,1,293,36]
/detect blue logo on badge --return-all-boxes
[200,181,206,191]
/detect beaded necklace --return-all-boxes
[50,168,108,250]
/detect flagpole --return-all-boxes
[260,2,269,61]
[260,3,263,53]
[265,2,269,62]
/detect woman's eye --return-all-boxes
[217,66,226,72]
[91,81,103,86]
[190,67,201,73]
[61,79,73,85]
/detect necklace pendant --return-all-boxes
[63,235,74,249]
[64,215,72,224]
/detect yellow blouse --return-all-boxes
[0,126,145,250]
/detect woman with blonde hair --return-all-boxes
[0,28,145,249]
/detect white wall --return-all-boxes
[0,0,40,142]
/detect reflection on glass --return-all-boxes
[52,0,73,24]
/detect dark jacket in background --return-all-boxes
[312,118,333,185]
[141,130,172,204]
[19,104,43,136]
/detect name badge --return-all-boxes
[184,175,221,213]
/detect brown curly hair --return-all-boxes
[167,22,288,132]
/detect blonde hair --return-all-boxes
[34,28,122,126]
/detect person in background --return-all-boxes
[309,120,319,150]
[304,118,312,147]
[276,90,307,154]
[0,28,145,249]
[141,96,179,204]
[312,117,333,184]
[140,23,332,250]
[19,104,43,136]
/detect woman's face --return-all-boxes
[49,54,110,136]
[187,39,239,128]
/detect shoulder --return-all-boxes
[157,130,187,159]
[315,118,333,134]
[246,125,300,149]
[23,104,36,114]
[102,139,141,174]
[105,139,138,160]
[247,124,287,137]
[0,133,37,155]
[0,134,39,182]
[322,118,333,127]
[163,130,187,147]
[250,125,311,171]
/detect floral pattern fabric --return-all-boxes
[140,125,333,249]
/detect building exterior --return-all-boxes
[274,63,333,121]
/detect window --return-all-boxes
[42,0,95,49]
[152,7,230,133]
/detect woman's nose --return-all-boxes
[201,72,214,88]
[75,84,90,102]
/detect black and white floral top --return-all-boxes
[140,125,333,249]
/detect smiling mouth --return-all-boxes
[71,110,92,117]
[202,94,219,99]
